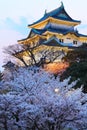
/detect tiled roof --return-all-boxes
[42,36,63,46]
[28,3,81,27]
[18,27,87,42]
[31,27,75,35]
[31,27,87,37]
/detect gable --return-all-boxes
[45,39,62,46]
[42,37,63,47]
[65,33,79,40]
[29,31,36,38]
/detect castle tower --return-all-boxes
[18,2,87,47]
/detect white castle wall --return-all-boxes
[64,38,82,47]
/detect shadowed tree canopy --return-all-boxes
[62,48,87,63]
[61,48,87,93]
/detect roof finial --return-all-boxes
[61,1,64,8]
[44,9,47,15]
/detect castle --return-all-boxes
[18,2,87,48]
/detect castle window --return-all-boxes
[67,38,71,40]
[59,39,64,43]
[73,40,77,45]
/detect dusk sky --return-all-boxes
[0,0,87,70]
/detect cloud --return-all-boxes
[0,17,29,35]
[0,17,30,54]
[77,24,87,34]
[0,29,24,69]
[0,17,30,70]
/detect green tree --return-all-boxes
[61,48,87,93]
[61,60,87,93]
[62,48,87,63]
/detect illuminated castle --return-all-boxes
[18,2,87,48]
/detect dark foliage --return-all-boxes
[60,61,87,93]
[62,48,87,63]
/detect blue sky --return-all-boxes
[0,0,87,70]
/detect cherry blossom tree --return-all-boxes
[3,44,64,67]
[0,67,87,130]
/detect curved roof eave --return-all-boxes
[28,3,81,27]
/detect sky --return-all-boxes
[0,0,87,70]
